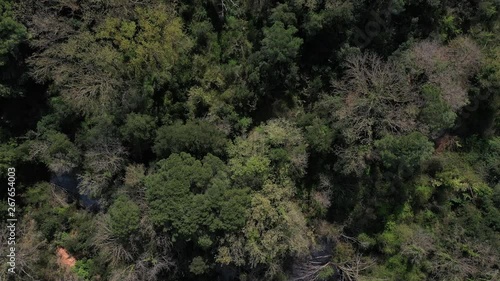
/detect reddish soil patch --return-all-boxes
[56,247,76,268]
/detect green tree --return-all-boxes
[298,114,335,154]
[0,0,26,64]
[220,16,253,62]
[229,118,308,188]
[418,84,457,137]
[145,153,250,239]
[0,141,19,178]
[26,130,81,175]
[375,132,434,174]
[108,195,141,240]
[97,4,192,85]
[23,182,70,241]
[259,6,302,68]
[257,21,301,76]
[250,5,303,99]
[0,0,27,97]
[120,113,156,158]
[154,120,228,159]
[189,256,209,275]
[217,181,312,277]
[29,31,124,116]
[28,2,192,115]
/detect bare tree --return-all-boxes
[0,217,48,280]
[336,253,376,281]
[84,140,127,175]
[291,254,333,281]
[334,52,420,145]
[289,219,381,281]
[408,36,481,111]
[93,214,135,267]
[79,139,127,196]
[94,211,175,281]
[28,33,124,116]
[211,0,240,18]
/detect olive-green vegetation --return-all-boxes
[0,0,499,280]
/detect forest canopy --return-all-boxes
[0,0,499,280]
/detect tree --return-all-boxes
[0,0,27,97]
[120,113,156,158]
[217,181,312,278]
[96,4,192,85]
[109,195,141,240]
[406,36,481,111]
[418,84,457,138]
[298,113,335,154]
[374,132,434,174]
[77,137,127,197]
[220,16,253,62]
[145,153,250,239]
[26,130,81,175]
[257,21,302,74]
[332,52,420,175]
[0,0,26,64]
[334,52,419,145]
[23,182,70,241]
[0,141,20,178]
[0,217,47,280]
[189,256,209,275]
[154,120,228,159]
[75,114,127,196]
[27,1,192,116]
[29,31,124,116]
[229,118,308,188]
[250,4,303,99]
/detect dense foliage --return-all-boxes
[0,0,499,280]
